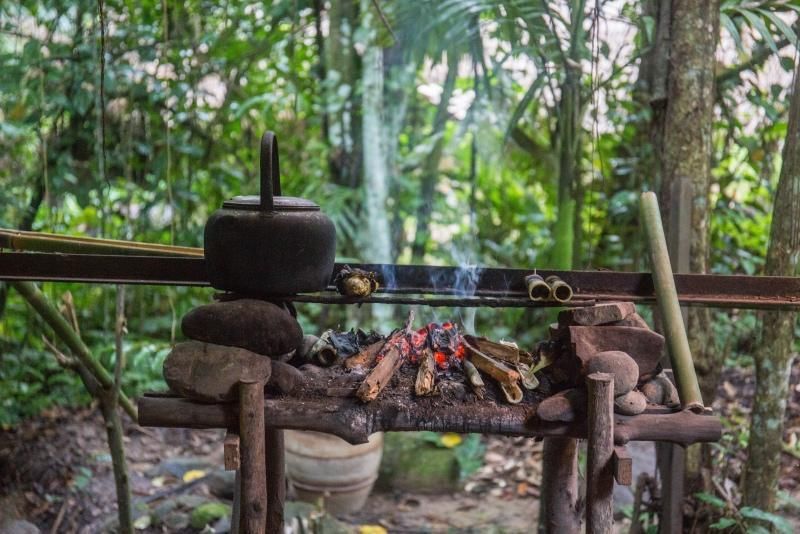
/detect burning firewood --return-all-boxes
[463,335,520,365]
[462,337,524,404]
[344,340,386,369]
[356,310,415,402]
[414,348,437,396]
[462,359,486,400]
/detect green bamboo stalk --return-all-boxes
[11,280,138,420]
[640,192,704,411]
[0,228,203,257]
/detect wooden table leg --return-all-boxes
[540,437,581,533]
[232,470,241,534]
[587,372,615,534]
[239,380,267,534]
[265,428,285,533]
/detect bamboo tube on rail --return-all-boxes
[239,380,267,534]
[640,192,704,411]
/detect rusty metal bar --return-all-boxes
[1,252,798,310]
[290,293,596,308]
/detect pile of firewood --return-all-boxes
[336,310,552,405]
[537,302,679,421]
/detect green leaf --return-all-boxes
[737,8,778,54]
[758,9,797,46]
[503,74,546,146]
[721,13,743,51]
[740,506,794,534]
[779,55,795,72]
[709,517,737,529]
[695,492,726,509]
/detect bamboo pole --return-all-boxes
[11,281,138,419]
[239,380,267,534]
[586,372,615,534]
[0,228,203,257]
[640,192,704,411]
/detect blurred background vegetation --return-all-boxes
[1,0,799,525]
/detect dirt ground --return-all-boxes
[1,358,798,533]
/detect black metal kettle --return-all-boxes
[204,131,336,295]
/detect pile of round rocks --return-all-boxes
[162,299,306,402]
[536,302,680,422]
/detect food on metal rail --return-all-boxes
[334,265,380,297]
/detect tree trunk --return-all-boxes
[658,0,719,512]
[661,0,720,405]
[411,53,459,261]
[742,56,800,513]
[360,0,393,324]
[550,1,586,270]
[327,0,362,188]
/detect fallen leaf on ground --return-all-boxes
[182,469,206,482]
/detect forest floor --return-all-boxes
[0,357,798,534]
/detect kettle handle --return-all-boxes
[259,131,282,211]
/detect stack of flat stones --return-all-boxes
[537,302,680,422]
[163,299,305,402]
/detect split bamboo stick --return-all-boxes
[0,228,203,257]
[640,192,704,411]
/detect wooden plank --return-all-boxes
[137,396,723,447]
[239,380,267,534]
[586,372,615,534]
[223,431,240,471]
[612,446,633,486]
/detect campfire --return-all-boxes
[308,310,544,405]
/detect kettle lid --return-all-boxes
[222,195,319,211]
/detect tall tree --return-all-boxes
[660,0,720,408]
[742,55,800,513]
[550,0,586,270]
[325,0,362,188]
[360,0,393,324]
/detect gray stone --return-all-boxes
[614,389,647,415]
[641,379,664,405]
[162,512,190,530]
[181,299,303,357]
[151,499,178,525]
[0,520,40,534]
[205,470,235,500]
[267,360,305,395]
[212,515,231,534]
[163,341,271,402]
[585,351,639,396]
[640,373,680,408]
[537,388,587,422]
